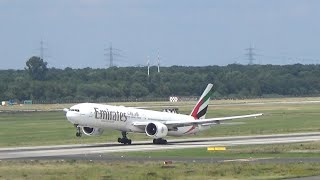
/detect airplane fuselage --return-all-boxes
[65,84,262,145]
[67,103,210,136]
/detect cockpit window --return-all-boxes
[70,109,80,112]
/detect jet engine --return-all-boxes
[145,122,168,138]
[81,127,104,136]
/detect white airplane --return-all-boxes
[64,84,262,144]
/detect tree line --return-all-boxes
[1,56,320,103]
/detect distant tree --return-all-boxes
[130,82,149,98]
[25,56,48,80]
[2,63,320,102]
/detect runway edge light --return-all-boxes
[207,147,226,151]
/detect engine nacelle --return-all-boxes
[145,122,168,138]
[81,127,104,136]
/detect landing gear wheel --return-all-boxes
[153,138,167,144]
[117,131,132,145]
[75,125,82,137]
[76,132,82,137]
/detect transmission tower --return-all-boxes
[157,51,160,73]
[38,40,48,60]
[40,40,44,60]
[104,43,122,68]
[147,56,150,77]
[245,45,256,65]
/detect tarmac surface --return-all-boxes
[1,132,320,162]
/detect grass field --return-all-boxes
[1,96,320,111]
[116,141,320,158]
[1,160,320,180]
[1,98,320,179]
[1,99,320,147]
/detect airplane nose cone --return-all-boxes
[66,110,70,118]
[63,108,69,113]
[66,111,75,123]
[63,108,71,121]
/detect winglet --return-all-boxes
[190,83,214,119]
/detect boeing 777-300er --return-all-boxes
[64,84,263,144]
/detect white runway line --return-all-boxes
[1,132,320,160]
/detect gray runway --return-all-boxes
[1,132,320,161]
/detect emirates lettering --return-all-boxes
[94,108,127,122]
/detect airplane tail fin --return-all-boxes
[190,83,213,119]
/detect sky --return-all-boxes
[1,0,320,69]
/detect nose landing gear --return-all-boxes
[75,125,82,137]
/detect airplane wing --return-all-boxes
[132,113,263,128]
[164,113,263,127]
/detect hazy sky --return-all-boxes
[1,0,320,69]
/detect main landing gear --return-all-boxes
[118,131,132,145]
[75,125,82,137]
[153,138,167,144]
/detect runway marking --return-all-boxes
[1,132,320,160]
[220,157,274,162]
